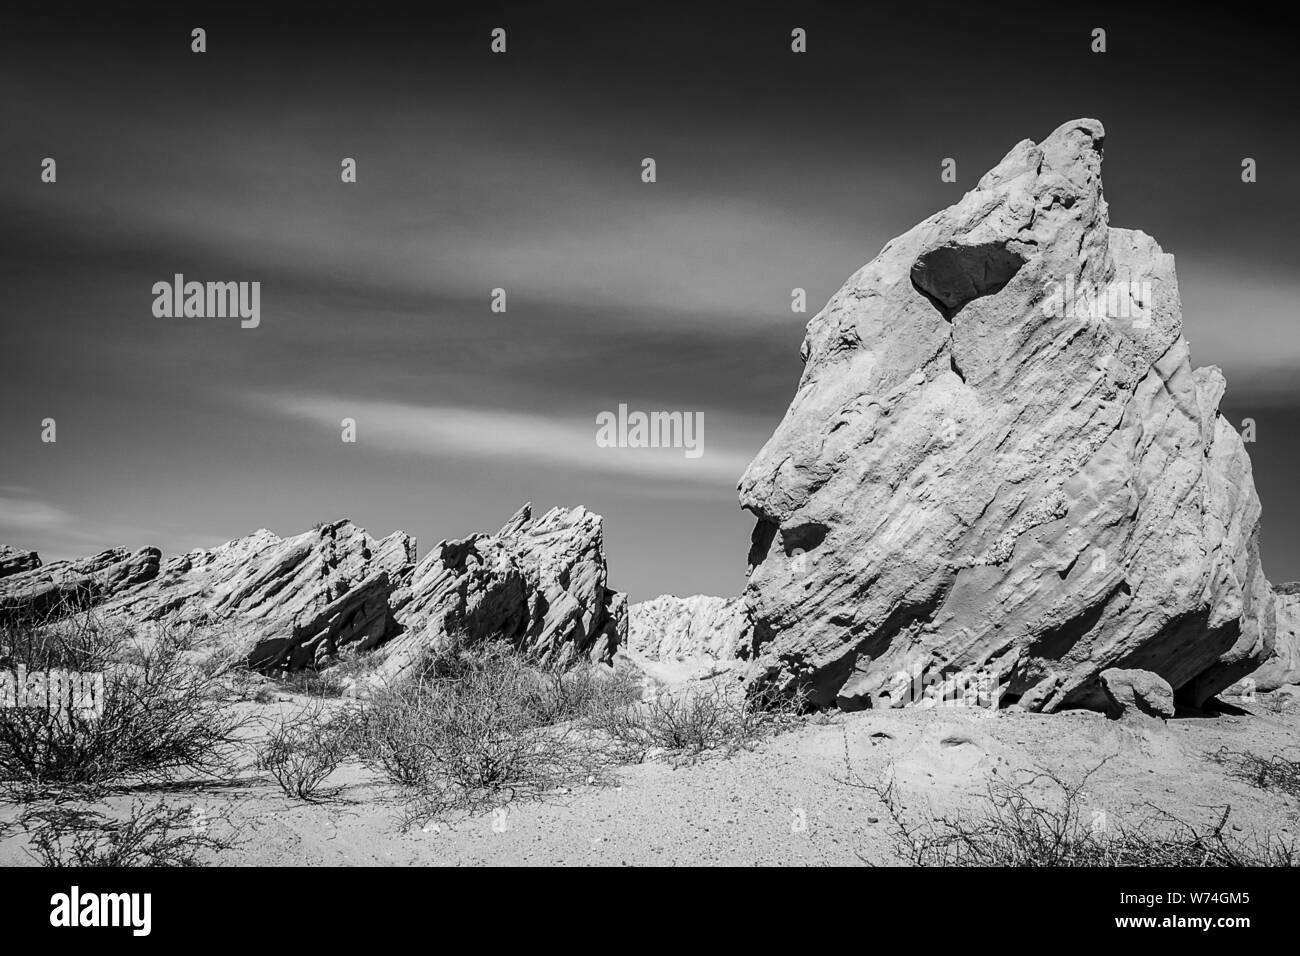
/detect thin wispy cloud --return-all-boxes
[0,491,76,534]
[258,393,756,487]
[0,490,220,559]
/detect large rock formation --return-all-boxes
[738,118,1276,712]
[373,504,625,682]
[93,521,415,669]
[0,547,162,624]
[0,504,626,677]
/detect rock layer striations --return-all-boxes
[738,118,1276,712]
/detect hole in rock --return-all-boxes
[910,240,1027,319]
[781,522,829,557]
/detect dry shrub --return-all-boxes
[0,614,249,800]
[17,799,239,866]
[590,680,803,760]
[847,748,1298,867]
[1209,747,1300,800]
[345,640,627,822]
[257,701,349,800]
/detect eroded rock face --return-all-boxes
[628,595,746,664]
[1,503,626,677]
[738,118,1274,712]
[373,504,627,682]
[96,520,416,669]
[0,546,40,579]
[623,594,747,686]
[0,547,161,624]
[1252,583,1300,692]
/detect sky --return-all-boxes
[1,3,1297,600]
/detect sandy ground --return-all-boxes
[3,691,1298,867]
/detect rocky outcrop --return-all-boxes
[623,594,747,686]
[246,570,400,671]
[1252,583,1300,691]
[0,547,161,624]
[1100,668,1176,719]
[374,504,626,682]
[1,504,626,677]
[0,546,40,579]
[737,118,1275,712]
[94,520,415,669]
[628,595,746,664]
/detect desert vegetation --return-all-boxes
[847,749,1299,867]
[341,639,641,823]
[0,611,247,801]
[1209,747,1300,801]
[9,799,239,867]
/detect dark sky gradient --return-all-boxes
[2,2,1297,599]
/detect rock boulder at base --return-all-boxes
[1099,667,1177,719]
[737,118,1275,713]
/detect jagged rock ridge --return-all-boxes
[373,504,626,682]
[1,504,626,676]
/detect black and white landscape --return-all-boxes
[1,3,1298,886]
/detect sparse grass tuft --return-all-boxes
[846,746,1297,867]
[275,668,347,699]
[1210,747,1300,800]
[18,799,239,867]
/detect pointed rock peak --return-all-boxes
[311,518,354,535]
[497,503,533,536]
[1041,117,1105,163]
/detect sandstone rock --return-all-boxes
[737,118,1274,712]
[0,546,40,578]
[97,519,415,669]
[628,594,747,663]
[373,504,626,682]
[623,594,747,686]
[1251,583,1300,691]
[1099,667,1176,719]
[1,503,625,678]
[246,570,399,671]
[0,547,161,624]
